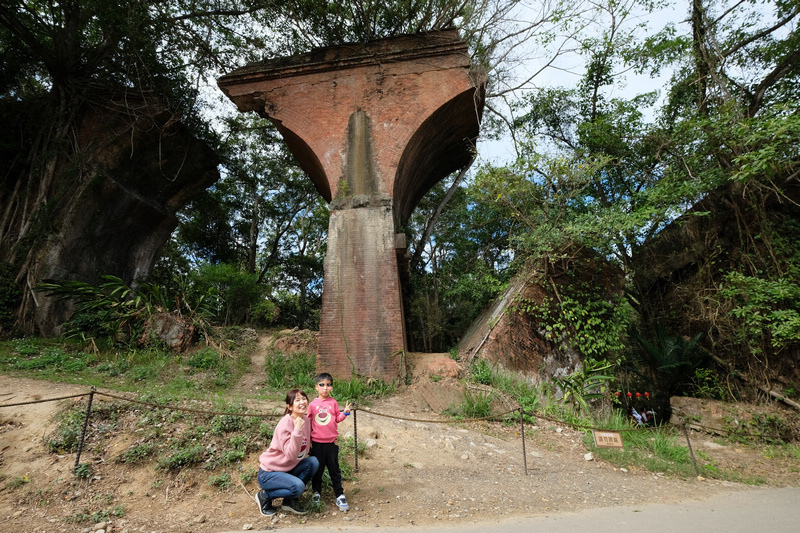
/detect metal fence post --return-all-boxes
[682,423,701,477]
[519,408,528,475]
[352,404,359,473]
[74,387,96,475]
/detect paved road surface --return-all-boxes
[222,487,800,533]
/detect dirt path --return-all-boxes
[1,353,799,532]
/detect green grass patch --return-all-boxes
[0,335,253,399]
[588,427,699,478]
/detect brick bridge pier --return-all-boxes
[218,30,485,380]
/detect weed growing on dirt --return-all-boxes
[117,443,157,465]
[240,465,257,484]
[209,472,233,491]
[5,474,30,490]
[67,505,125,523]
[470,358,494,385]
[74,463,91,479]
[445,389,494,420]
[156,444,206,471]
[725,413,792,444]
[45,407,86,453]
[46,400,125,454]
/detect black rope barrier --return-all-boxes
[2,384,788,481]
[0,392,88,407]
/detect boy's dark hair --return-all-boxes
[315,372,333,384]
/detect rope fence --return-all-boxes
[0,387,784,478]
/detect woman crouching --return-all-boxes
[256,388,319,516]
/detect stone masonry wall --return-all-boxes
[318,200,405,378]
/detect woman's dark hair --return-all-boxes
[284,389,309,415]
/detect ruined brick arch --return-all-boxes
[393,87,483,223]
[218,31,486,380]
[272,121,331,202]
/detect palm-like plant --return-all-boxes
[628,323,708,398]
[39,275,218,346]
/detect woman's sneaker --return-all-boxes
[312,492,321,503]
[256,490,276,516]
[336,494,349,511]
[281,498,308,515]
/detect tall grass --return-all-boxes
[264,349,316,390]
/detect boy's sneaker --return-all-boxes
[256,490,276,517]
[312,492,321,503]
[281,498,308,515]
[336,494,349,512]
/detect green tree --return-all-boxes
[477,0,800,395]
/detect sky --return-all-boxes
[475,0,690,165]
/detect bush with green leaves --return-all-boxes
[188,263,263,326]
[38,274,218,347]
[720,272,800,356]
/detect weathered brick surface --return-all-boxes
[219,31,484,380]
[317,204,405,378]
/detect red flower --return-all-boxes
[615,391,620,396]
[626,392,632,398]
[644,392,650,399]
[635,392,642,398]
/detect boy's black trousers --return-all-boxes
[310,441,343,497]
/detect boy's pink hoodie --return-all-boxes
[308,396,347,443]
[259,414,311,472]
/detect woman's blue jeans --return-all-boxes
[257,456,319,500]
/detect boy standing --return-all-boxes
[308,372,351,511]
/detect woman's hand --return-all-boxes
[292,415,305,431]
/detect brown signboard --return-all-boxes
[592,430,624,448]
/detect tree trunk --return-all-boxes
[1,91,220,335]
